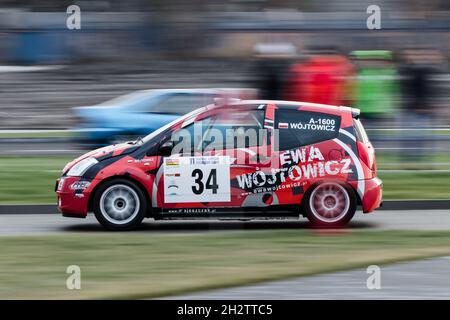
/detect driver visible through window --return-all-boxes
[171,109,267,155]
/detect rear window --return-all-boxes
[276,109,341,150]
[353,118,370,143]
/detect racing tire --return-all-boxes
[303,181,356,228]
[93,178,146,231]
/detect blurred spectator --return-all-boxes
[252,43,296,100]
[350,50,400,128]
[399,48,441,163]
[285,48,355,106]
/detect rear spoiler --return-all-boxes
[351,108,360,119]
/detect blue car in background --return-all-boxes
[73,89,252,145]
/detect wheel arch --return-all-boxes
[301,179,359,211]
[88,175,153,217]
[301,179,358,226]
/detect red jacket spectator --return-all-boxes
[286,55,355,106]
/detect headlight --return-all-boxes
[67,157,98,177]
[57,177,66,191]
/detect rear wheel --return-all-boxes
[303,182,356,227]
[93,179,146,231]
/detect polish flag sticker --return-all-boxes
[278,122,289,129]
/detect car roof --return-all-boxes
[135,88,253,95]
[225,100,345,113]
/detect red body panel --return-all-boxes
[57,176,90,217]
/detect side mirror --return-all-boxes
[159,140,174,156]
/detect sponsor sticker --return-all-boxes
[165,158,180,167]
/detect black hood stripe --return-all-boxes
[82,154,128,180]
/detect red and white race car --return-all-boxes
[56,100,382,230]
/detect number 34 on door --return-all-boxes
[163,156,231,203]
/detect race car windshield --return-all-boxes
[139,107,207,144]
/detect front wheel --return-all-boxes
[303,182,356,227]
[93,179,146,231]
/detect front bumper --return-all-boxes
[56,177,91,218]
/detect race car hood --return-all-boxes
[63,142,138,174]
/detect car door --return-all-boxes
[158,105,276,214]
[199,106,275,209]
[157,112,226,212]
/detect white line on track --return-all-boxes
[0,130,71,134]
[0,65,66,73]
[7,149,78,153]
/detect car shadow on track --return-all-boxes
[62,220,377,233]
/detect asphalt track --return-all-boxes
[173,256,450,299]
[1,209,450,236]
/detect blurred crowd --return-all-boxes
[251,44,450,162]
[252,45,447,129]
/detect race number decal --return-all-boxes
[163,156,231,203]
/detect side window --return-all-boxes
[150,94,212,115]
[202,109,266,151]
[170,117,213,154]
[276,109,341,150]
[168,108,267,154]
